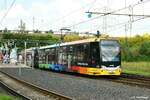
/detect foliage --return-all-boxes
[120,33,150,61]
[0,33,59,51]
[64,34,80,42]
[0,93,19,100]
[139,41,150,56]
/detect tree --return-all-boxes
[64,34,80,42]
[34,29,40,33]
[139,41,150,56]
[49,29,54,34]
[3,27,8,33]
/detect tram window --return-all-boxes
[45,49,50,63]
[48,48,56,64]
[38,50,46,64]
[72,45,77,64]
[76,45,83,61]
[62,46,66,52]
[75,44,90,66]
[62,46,67,65]
[69,46,73,52]
[83,44,89,62]
[90,42,100,67]
[42,50,46,63]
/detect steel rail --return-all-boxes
[111,74,150,89]
[0,81,31,100]
[0,71,73,100]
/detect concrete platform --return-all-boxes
[0,64,30,68]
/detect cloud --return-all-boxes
[0,0,150,37]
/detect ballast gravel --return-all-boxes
[0,67,150,100]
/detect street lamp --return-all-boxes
[60,27,71,43]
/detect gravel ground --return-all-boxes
[0,67,150,100]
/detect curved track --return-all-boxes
[0,71,72,100]
[0,81,30,100]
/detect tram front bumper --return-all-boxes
[86,68,121,76]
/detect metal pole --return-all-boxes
[125,24,127,45]
[24,41,27,65]
[129,6,133,38]
[33,17,35,32]
[60,29,63,43]
[36,42,38,47]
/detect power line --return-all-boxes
[50,0,99,27]
[4,0,7,10]
[0,0,16,26]
[85,15,149,34]
[66,0,150,28]
[106,16,149,33]
[87,0,97,11]
[85,12,150,17]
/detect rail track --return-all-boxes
[58,71,150,89]
[0,71,72,100]
[108,73,150,89]
[59,71,150,89]
[45,70,150,89]
[0,81,30,100]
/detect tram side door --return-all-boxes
[67,54,71,69]
[67,46,73,70]
[32,49,39,68]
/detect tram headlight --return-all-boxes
[101,65,106,69]
[96,65,100,68]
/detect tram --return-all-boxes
[26,38,121,76]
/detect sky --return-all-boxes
[0,0,150,37]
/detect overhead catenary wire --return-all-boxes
[87,0,97,11]
[83,15,149,34]
[0,0,16,26]
[85,12,150,17]
[66,0,150,28]
[50,0,99,27]
[107,16,149,32]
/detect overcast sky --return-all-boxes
[0,0,150,37]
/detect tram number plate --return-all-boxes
[109,71,114,74]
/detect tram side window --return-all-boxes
[90,42,100,67]
[72,45,77,65]
[38,50,46,64]
[62,46,67,65]
[38,50,42,64]
[48,48,56,64]
[45,49,50,64]
[67,46,74,65]
[83,44,89,62]
[76,45,83,61]
[76,44,90,66]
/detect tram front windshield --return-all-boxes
[100,40,120,62]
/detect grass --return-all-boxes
[122,61,150,77]
[0,94,20,100]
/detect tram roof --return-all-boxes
[39,37,117,50]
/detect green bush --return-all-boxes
[0,33,59,51]
[120,34,150,62]
[139,41,150,56]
